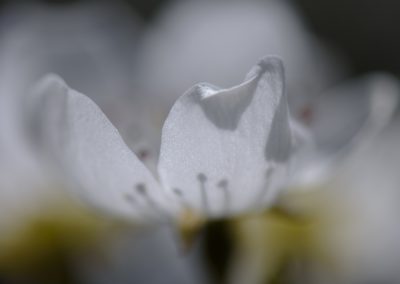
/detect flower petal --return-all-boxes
[158,57,292,218]
[28,75,175,222]
[309,73,398,155]
[293,73,399,186]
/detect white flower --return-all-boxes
[27,56,297,222]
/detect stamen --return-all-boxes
[197,173,207,183]
[252,168,274,209]
[217,179,230,214]
[136,183,146,194]
[135,183,166,218]
[173,187,192,209]
[197,173,210,214]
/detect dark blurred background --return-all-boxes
[1,0,399,77]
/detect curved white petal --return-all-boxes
[292,73,399,187]
[28,75,175,222]
[158,57,292,218]
[309,74,398,155]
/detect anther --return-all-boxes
[197,173,207,183]
[197,173,210,214]
[136,183,147,195]
[173,188,183,196]
[134,183,167,219]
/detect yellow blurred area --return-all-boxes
[0,198,127,282]
[229,188,345,283]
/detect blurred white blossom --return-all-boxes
[135,0,344,111]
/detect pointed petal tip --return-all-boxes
[245,55,285,83]
[256,55,284,74]
[39,73,66,85]
[33,73,69,95]
[257,55,284,70]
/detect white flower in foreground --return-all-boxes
[28,56,296,222]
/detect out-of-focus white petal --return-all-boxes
[0,1,138,103]
[308,73,398,155]
[316,117,400,283]
[158,57,292,218]
[292,73,399,187]
[28,75,175,222]
[135,0,343,109]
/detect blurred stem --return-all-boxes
[202,219,235,284]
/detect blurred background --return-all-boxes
[1,0,400,284]
[2,0,400,75]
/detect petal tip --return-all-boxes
[38,73,67,86]
[194,82,220,99]
[245,55,285,83]
[33,73,69,96]
[257,55,284,71]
